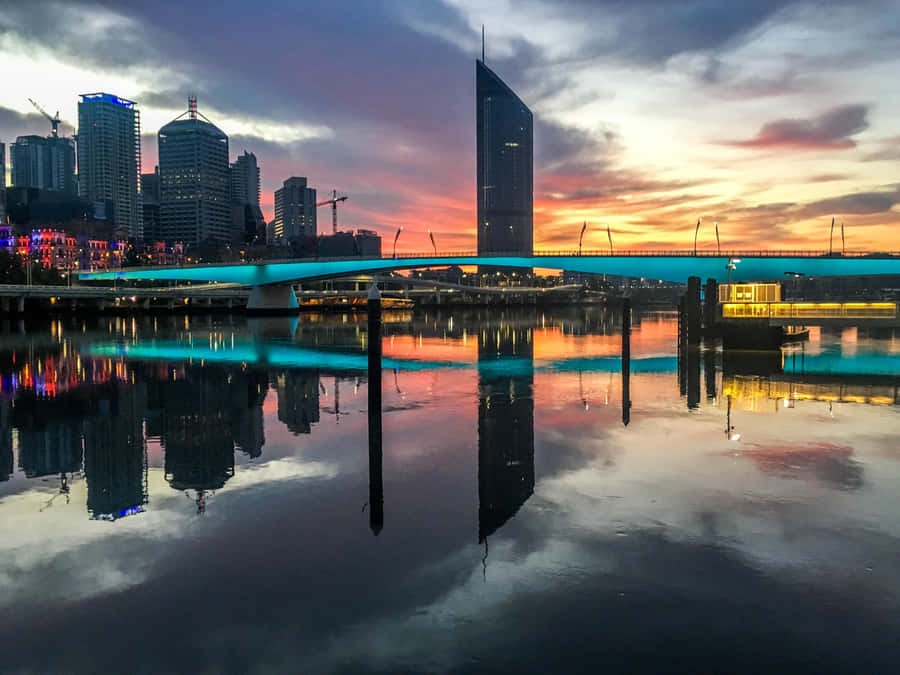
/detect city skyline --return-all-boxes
[1,1,899,252]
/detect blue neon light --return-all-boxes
[81,93,136,108]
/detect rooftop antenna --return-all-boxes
[482,24,485,63]
[188,96,197,120]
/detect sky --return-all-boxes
[1,0,899,252]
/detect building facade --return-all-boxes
[0,141,5,223]
[141,167,161,242]
[230,151,260,207]
[475,60,533,257]
[273,176,316,241]
[10,135,76,195]
[77,93,142,236]
[158,99,230,246]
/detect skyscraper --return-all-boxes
[77,93,142,236]
[141,167,161,242]
[230,151,264,245]
[476,59,533,257]
[273,176,317,240]
[230,151,260,207]
[10,135,76,194]
[158,98,230,246]
[0,141,5,224]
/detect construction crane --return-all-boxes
[28,98,62,137]
[317,189,348,234]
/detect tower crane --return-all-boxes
[28,98,62,137]
[317,189,348,234]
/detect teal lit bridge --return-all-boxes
[79,250,900,310]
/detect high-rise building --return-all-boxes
[158,98,230,246]
[230,151,260,207]
[0,141,6,224]
[141,167,161,242]
[10,135,76,195]
[273,176,316,241]
[77,93,142,236]
[229,151,264,245]
[476,60,533,257]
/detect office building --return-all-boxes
[158,98,230,246]
[476,60,533,256]
[141,167,161,241]
[317,229,382,257]
[230,151,260,207]
[0,140,5,223]
[77,93,142,236]
[273,176,316,240]
[10,135,76,195]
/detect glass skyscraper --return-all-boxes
[77,93,142,236]
[476,59,533,257]
[158,99,230,246]
[10,135,76,194]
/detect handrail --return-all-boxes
[78,249,900,276]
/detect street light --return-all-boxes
[715,221,720,255]
[726,257,741,298]
[578,221,587,256]
[693,217,702,256]
[428,229,437,256]
[392,226,403,259]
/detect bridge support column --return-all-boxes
[0,298,9,313]
[247,284,299,313]
[16,297,25,313]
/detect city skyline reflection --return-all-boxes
[1,310,899,672]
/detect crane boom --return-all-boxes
[316,189,348,234]
[28,98,62,137]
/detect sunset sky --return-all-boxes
[1,0,899,252]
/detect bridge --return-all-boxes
[78,249,900,311]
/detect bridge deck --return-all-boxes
[78,251,900,287]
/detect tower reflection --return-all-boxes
[477,320,535,543]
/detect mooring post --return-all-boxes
[367,283,384,536]
[686,276,701,344]
[621,298,632,426]
[704,277,718,332]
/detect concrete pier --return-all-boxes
[247,284,299,313]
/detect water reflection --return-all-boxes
[477,318,535,544]
[1,312,899,673]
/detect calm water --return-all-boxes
[1,308,899,674]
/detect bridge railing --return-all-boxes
[77,248,900,277]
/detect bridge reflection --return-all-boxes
[1,312,897,535]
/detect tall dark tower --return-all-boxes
[476,60,533,257]
[477,320,535,542]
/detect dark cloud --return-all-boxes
[795,188,900,219]
[724,104,870,150]
[0,104,68,140]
